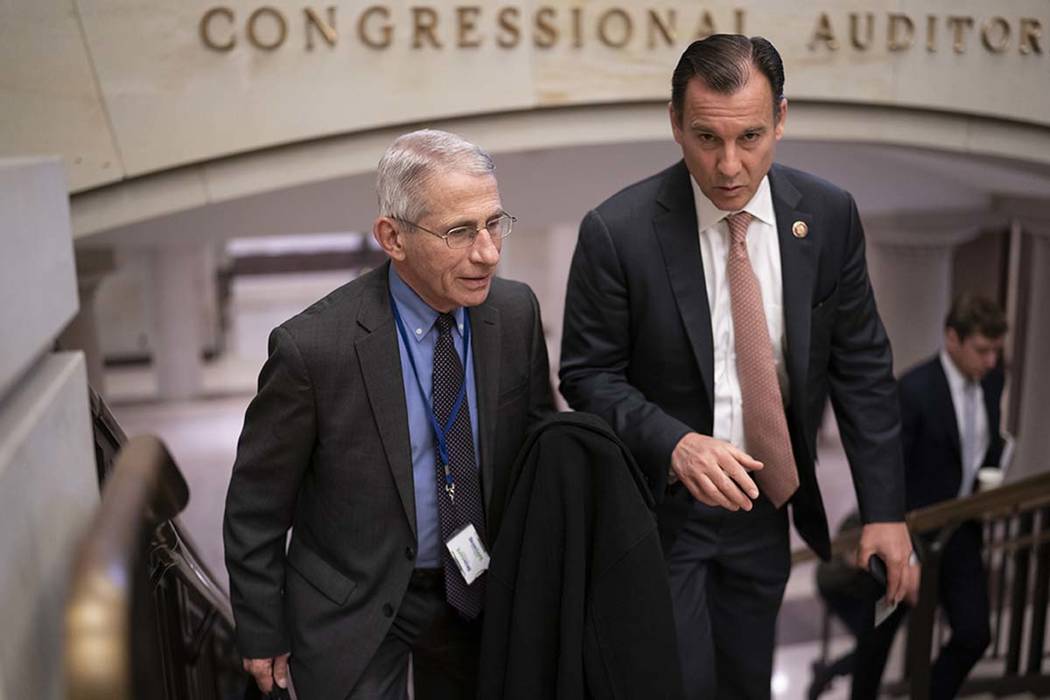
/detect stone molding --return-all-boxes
[994,197,1050,238]
[71,102,1050,241]
[863,208,1005,248]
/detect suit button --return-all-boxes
[382,603,394,618]
[405,546,416,560]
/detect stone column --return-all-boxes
[864,210,992,375]
[541,224,577,408]
[1005,201,1050,481]
[150,246,207,401]
[497,223,577,406]
[0,157,98,700]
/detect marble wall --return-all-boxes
[0,159,98,700]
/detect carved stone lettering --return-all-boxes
[648,9,675,49]
[358,6,392,49]
[981,17,1010,53]
[496,7,521,48]
[809,12,839,51]
[304,7,337,50]
[597,9,632,48]
[888,13,914,51]
[247,7,288,50]
[200,7,236,51]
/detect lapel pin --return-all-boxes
[792,221,809,239]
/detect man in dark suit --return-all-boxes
[899,294,1006,512]
[224,129,553,700]
[559,35,913,698]
[852,294,1007,699]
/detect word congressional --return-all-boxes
[199,4,747,51]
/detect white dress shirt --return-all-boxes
[940,350,989,497]
[690,174,788,455]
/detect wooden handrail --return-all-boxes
[797,470,1050,698]
[64,435,188,700]
[793,471,1050,565]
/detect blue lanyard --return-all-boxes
[390,294,472,499]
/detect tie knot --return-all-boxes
[436,313,457,335]
[727,211,753,246]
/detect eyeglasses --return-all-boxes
[393,212,515,249]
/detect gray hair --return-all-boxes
[376,129,495,223]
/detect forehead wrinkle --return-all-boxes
[688,114,768,136]
[428,196,503,231]
[683,74,776,121]
[448,206,504,231]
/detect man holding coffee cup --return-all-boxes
[852,293,1008,700]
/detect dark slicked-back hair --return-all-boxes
[945,293,1008,340]
[671,34,785,122]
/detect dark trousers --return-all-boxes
[852,522,991,700]
[667,496,791,700]
[815,586,872,686]
[347,569,481,700]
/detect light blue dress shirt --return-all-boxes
[389,266,481,568]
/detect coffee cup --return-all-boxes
[976,467,1004,492]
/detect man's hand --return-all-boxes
[243,653,290,694]
[903,560,922,607]
[671,433,763,511]
[857,522,913,605]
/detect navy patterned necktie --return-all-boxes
[432,313,486,619]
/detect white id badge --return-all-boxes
[445,524,490,585]
[875,598,898,627]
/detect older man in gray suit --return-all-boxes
[224,130,553,700]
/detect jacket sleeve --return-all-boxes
[825,194,906,524]
[223,325,317,658]
[559,208,692,492]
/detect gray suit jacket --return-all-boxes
[224,262,553,699]
[560,161,905,560]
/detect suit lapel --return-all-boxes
[769,165,818,438]
[981,372,999,431]
[932,360,962,460]
[355,264,417,536]
[470,301,500,515]
[651,163,821,439]
[653,161,715,406]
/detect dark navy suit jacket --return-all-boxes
[898,355,1005,511]
[560,160,906,559]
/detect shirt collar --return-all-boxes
[691,174,775,232]
[940,349,975,390]
[389,265,465,343]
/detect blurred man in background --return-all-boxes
[853,294,1007,699]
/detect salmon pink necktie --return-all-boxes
[726,211,800,507]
